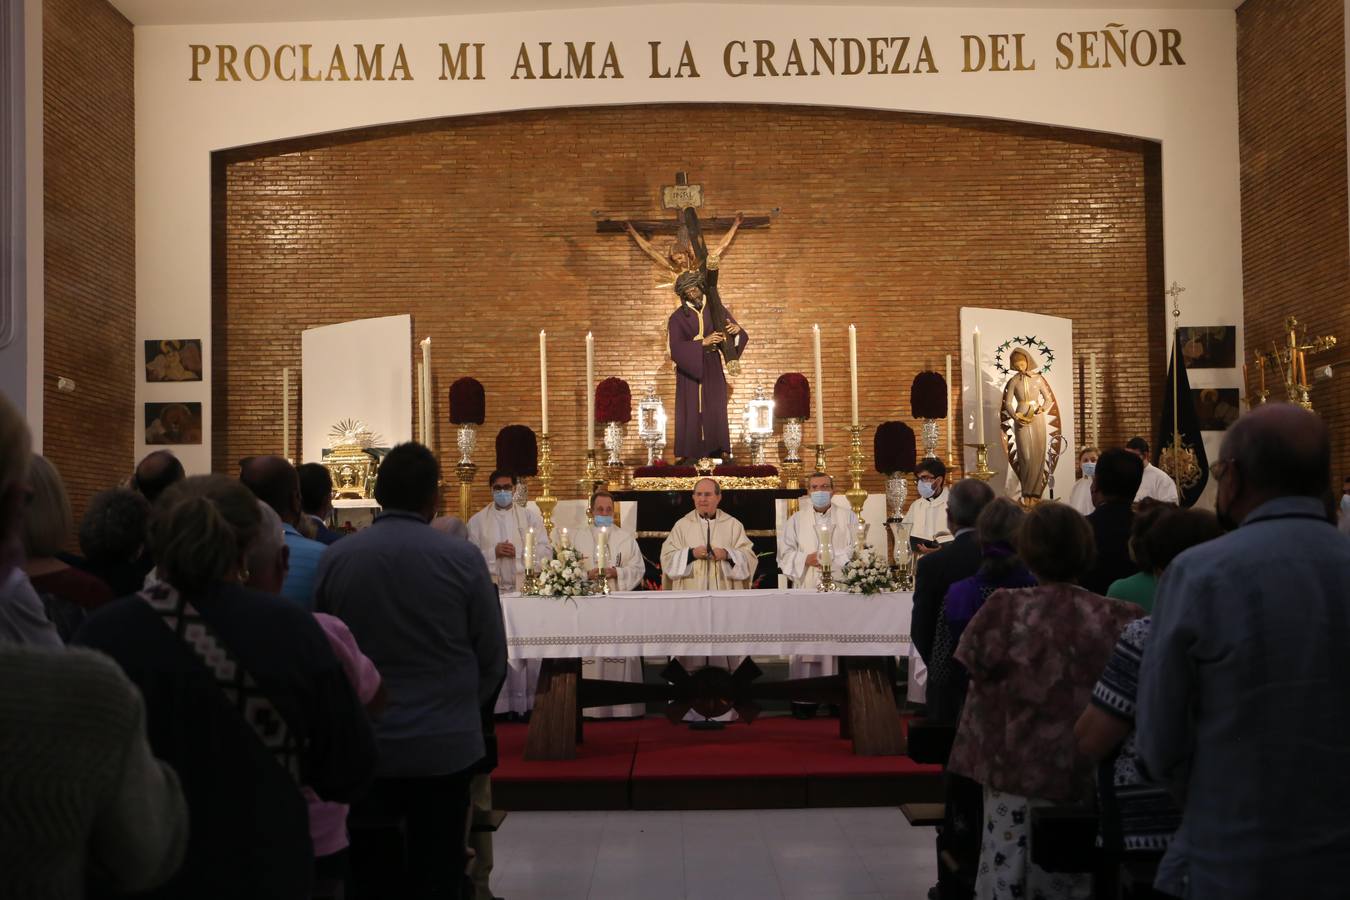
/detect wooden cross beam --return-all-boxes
[595,214,772,235]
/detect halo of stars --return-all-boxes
[993,335,1057,376]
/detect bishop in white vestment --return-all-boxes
[562,491,646,718]
[778,473,858,680]
[467,471,553,715]
[660,479,755,720]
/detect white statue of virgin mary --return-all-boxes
[999,347,1062,501]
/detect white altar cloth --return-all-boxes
[502,589,912,661]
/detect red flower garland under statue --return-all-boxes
[595,377,632,424]
[873,421,917,475]
[495,425,538,478]
[449,377,486,425]
[773,373,811,420]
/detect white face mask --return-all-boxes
[1081,461,1097,479]
[917,481,936,500]
[809,490,832,510]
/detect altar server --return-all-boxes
[778,473,858,695]
[1068,446,1100,515]
[468,469,552,716]
[1127,436,1181,505]
[903,458,954,549]
[561,491,645,718]
[660,478,756,591]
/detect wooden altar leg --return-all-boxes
[845,656,905,757]
[524,658,582,761]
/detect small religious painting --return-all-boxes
[145,402,203,445]
[145,339,203,382]
[1177,326,1236,369]
[1192,388,1241,431]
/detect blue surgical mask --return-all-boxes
[917,481,936,500]
[809,491,832,510]
[593,515,614,528]
[1081,462,1097,479]
[493,489,514,509]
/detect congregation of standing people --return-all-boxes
[2,388,1350,900]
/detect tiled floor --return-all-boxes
[491,807,937,900]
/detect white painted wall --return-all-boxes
[132,5,1245,472]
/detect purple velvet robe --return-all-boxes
[667,302,749,460]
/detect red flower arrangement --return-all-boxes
[910,371,948,419]
[595,377,632,424]
[773,373,811,419]
[449,377,486,425]
[495,425,538,478]
[873,421,917,474]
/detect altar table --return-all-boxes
[503,589,913,760]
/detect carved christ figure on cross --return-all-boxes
[624,212,745,287]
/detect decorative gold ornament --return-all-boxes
[844,425,868,519]
[536,433,558,535]
[323,418,380,500]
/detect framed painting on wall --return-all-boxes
[1177,326,1236,369]
[145,403,203,445]
[1192,388,1241,431]
[145,339,203,382]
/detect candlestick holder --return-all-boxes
[966,443,995,482]
[814,443,828,475]
[844,426,867,519]
[595,548,612,595]
[817,557,836,593]
[521,561,540,596]
[579,448,605,501]
[536,433,559,535]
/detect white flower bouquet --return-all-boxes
[538,545,589,598]
[839,545,901,596]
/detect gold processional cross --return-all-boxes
[1251,316,1337,411]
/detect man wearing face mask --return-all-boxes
[1138,404,1350,900]
[467,470,551,717]
[902,459,953,553]
[563,491,645,718]
[778,473,859,715]
[1068,446,1100,515]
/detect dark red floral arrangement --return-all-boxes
[910,371,948,419]
[595,377,632,424]
[449,377,486,425]
[873,421,917,475]
[495,425,538,478]
[773,373,811,420]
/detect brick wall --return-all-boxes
[213,104,1164,511]
[1238,0,1350,479]
[43,0,135,520]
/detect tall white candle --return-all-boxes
[945,354,954,455]
[282,367,291,459]
[421,337,432,447]
[812,324,825,445]
[596,525,609,574]
[848,324,859,427]
[818,522,831,557]
[539,330,550,434]
[973,329,986,444]
[585,332,595,451]
[1089,352,1099,445]
[416,360,426,444]
[525,526,536,570]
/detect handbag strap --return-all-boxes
[139,582,303,786]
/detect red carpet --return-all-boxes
[494,716,941,810]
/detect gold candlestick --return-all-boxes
[536,433,558,535]
[814,443,828,475]
[967,443,995,482]
[606,461,626,493]
[781,459,804,518]
[844,426,867,518]
[579,448,604,502]
[456,461,476,523]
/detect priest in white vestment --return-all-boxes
[778,473,858,686]
[562,491,646,718]
[1126,437,1181,505]
[1068,446,1099,515]
[902,459,954,548]
[467,470,553,715]
[901,459,953,704]
[660,478,756,721]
